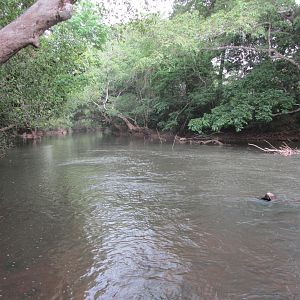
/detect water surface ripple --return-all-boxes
[0,134,300,299]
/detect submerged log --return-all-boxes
[176,136,223,145]
[198,139,223,145]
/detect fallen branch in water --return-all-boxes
[248,141,300,156]
[177,136,223,145]
[198,139,223,145]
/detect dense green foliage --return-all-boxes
[75,0,299,134]
[0,0,299,148]
[0,1,107,131]
[0,0,35,27]
[189,61,299,132]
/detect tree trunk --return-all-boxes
[0,0,74,64]
[117,114,140,132]
[216,50,225,102]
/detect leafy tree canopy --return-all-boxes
[0,0,299,140]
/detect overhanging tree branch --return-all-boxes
[0,0,75,64]
[272,105,300,117]
[204,45,300,70]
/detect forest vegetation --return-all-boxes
[0,0,299,154]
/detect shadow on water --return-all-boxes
[1,133,300,299]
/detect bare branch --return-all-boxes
[272,105,300,117]
[204,45,300,70]
[268,23,272,58]
[103,82,110,110]
[92,101,102,110]
[249,141,300,156]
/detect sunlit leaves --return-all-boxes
[64,1,107,49]
[0,0,35,28]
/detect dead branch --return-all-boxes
[176,136,223,145]
[264,140,277,150]
[103,82,110,110]
[199,139,223,145]
[271,105,300,117]
[203,45,300,70]
[268,23,272,58]
[249,141,300,156]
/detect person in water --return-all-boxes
[261,192,276,201]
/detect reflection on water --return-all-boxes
[1,134,300,299]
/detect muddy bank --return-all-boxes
[20,128,69,139]
[209,129,300,144]
[16,125,300,145]
[113,127,300,145]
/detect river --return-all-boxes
[0,134,300,299]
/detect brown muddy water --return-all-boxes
[0,134,300,300]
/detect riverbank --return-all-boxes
[114,128,300,145]
[2,126,300,159]
[20,128,69,139]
